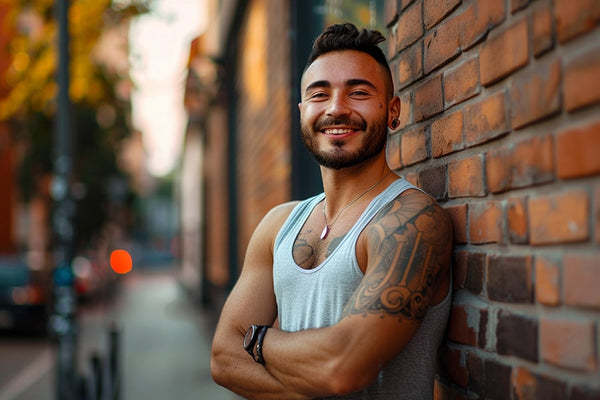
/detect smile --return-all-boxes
[322,128,356,135]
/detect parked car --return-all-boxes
[0,255,51,335]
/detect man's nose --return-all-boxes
[326,94,351,117]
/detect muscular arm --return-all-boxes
[210,203,312,400]
[261,191,452,396]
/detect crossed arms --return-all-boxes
[210,190,452,399]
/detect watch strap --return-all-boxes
[255,325,269,365]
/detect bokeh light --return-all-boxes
[110,249,132,274]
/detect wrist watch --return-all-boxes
[243,324,270,365]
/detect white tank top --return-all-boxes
[273,179,452,399]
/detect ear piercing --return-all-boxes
[390,119,400,130]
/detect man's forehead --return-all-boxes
[301,50,384,89]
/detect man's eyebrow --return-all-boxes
[346,79,377,90]
[304,79,377,94]
[305,80,330,94]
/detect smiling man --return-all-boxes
[211,23,453,399]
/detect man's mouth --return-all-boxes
[322,128,357,135]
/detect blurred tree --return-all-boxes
[0,0,148,252]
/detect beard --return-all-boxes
[300,115,388,170]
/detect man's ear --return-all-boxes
[298,102,302,113]
[388,96,401,127]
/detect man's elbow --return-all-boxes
[320,358,378,396]
[210,343,229,387]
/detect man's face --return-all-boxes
[299,50,392,170]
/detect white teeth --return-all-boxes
[324,128,353,135]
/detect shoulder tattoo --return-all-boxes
[342,193,451,324]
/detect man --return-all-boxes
[211,23,452,399]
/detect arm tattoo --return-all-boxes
[342,194,447,324]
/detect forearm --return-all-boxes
[211,331,312,400]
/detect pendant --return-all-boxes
[320,225,329,240]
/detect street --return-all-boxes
[0,266,241,400]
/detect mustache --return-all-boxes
[313,116,367,131]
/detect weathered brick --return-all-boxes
[431,110,464,157]
[564,253,600,309]
[529,190,590,245]
[384,0,399,27]
[466,252,485,295]
[570,385,600,400]
[447,304,485,347]
[507,197,528,244]
[469,201,503,244]
[556,120,600,179]
[532,1,554,56]
[445,203,468,244]
[424,13,462,73]
[510,59,561,129]
[405,171,419,186]
[554,0,600,44]
[396,1,423,51]
[466,352,485,394]
[448,155,485,198]
[535,256,560,306]
[386,132,402,170]
[459,0,506,49]
[414,74,444,122]
[564,43,600,112]
[480,17,528,85]
[401,125,428,166]
[596,184,600,244]
[484,359,512,400]
[487,255,533,303]
[465,91,509,147]
[453,251,468,289]
[417,164,447,200]
[510,0,531,13]
[443,56,480,108]
[496,311,538,362]
[397,41,423,89]
[540,317,598,372]
[486,135,554,193]
[512,368,567,400]
[397,90,411,130]
[446,347,468,388]
[424,0,460,29]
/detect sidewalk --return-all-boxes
[76,266,241,400]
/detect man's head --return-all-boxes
[303,23,394,99]
[298,23,400,171]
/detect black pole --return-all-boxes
[52,0,77,399]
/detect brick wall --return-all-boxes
[385,0,600,398]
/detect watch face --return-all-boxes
[244,325,257,349]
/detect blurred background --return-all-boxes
[0,1,384,399]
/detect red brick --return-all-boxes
[469,201,503,244]
[512,368,567,400]
[480,17,529,86]
[405,171,419,186]
[397,41,423,89]
[417,165,447,201]
[431,110,464,157]
[484,359,512,399]
[396,1,423,51]
[510,0,530,13]
[535,256,560,306]
[497,311,538,362]
[532,2,554,56]
[401,125,428,166]
[445,203,467,244]
[487,255,534,303]
[385,0,399,27]
[486,135,554,193]
[446,347,468,387]
[465,91,509,146]
[540,317,598,372]
[556,120,600,179]
[447,304,485,347]
[564,44,600,112]
[414,74,444,122]
[529,190,590,245]
[507,197,528,244]
[443,56,480,108]
[564,253,600,309]
[424,13,461,73]
[448,155,485,198]
[386,132,402,170]
[510,59,561,129]
[596,184,600,244]
[452,251,468,289]
[424,0,461,29]
[459,0,506,49]
[452,251,485,294]
[554,0,600,44]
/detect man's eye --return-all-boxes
[310,92,327,99]
[350,90,369,96]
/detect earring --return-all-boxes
[390,119,400,130]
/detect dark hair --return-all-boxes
[304,23,394,96]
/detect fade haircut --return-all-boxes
[304,23,394,98]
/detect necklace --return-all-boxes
[320,170,393,240]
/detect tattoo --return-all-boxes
[293,235,316,268]
[342,193,448,324]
